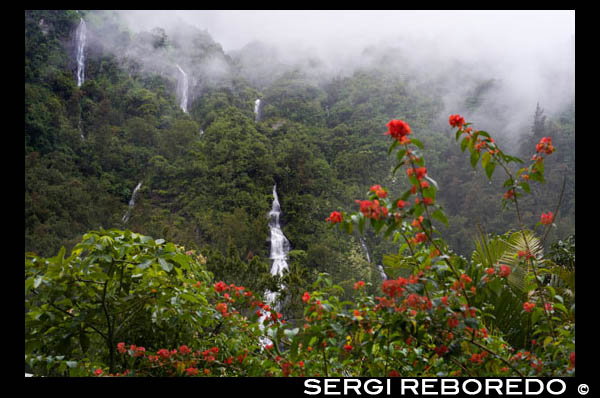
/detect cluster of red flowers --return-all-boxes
[449,114,466,129]
[385,119,412,144]
[325,211,343,224]
[540,211,554,225]
[523,302,536,312]
[469,351,489,364]
[406,166,427,181]
[370,184,387,198]
[353,281,365,290]
[517,250,535,261]
[536,137,555,155]
[356,199,389,220]
[302,291,310,303]
[382,277,409,298]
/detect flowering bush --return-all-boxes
[25,114,574,377]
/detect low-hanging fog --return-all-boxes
[95,10,574,146]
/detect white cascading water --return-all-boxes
[75,18,87,88]
[359,237,387,281]
[259,185,291,346]
[254,99,261,122]
[122,182,142,224]
[176,64,189,113]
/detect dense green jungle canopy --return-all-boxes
[25,10,574,305]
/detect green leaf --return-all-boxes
[396,149,407,163]
[411,138,424,149]
[519,181,531,194]
[284,328,300,338]
[137,259,153,270]
[460,137,469,152]
[158,258,173,272]
[33,276,43,289]
[470,150,481,168]
[484,162,496,180]
[481,151,491,169]
[455,129,463,141]
[432,209,448,226]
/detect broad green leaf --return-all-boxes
[158,258,173,272]
[411,138,424,149]
[470,150,481,168]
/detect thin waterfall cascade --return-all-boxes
[75,18,87,88]
[359,237,387,281]
[254,99,262,122]
[176,64,189,113]
[376,264,388,281]
[259,185,291,346]
[359,237,371,264]
[122,182,143,224]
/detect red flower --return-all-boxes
[544,302,554,312]
[94,368,103,376]
[325,211,343,224]
[523,302,535,312]
[382,277,408,298]
[540,211,554,225]
[498,265,511,278]
[435,345,448,356]
[375,189,387,198]
[441,296,448,306]
[447,317,459,328]
[117,342,126,354]
[216,302,228,316]
[157,348,170,359]
[385,119,412,142]
[343,344,353,352]
[214,281,228,293]
[353,280,365,290]
[179,345,191,355]
[470,353,483,364]
[302,291,310,303]
[535,136,555,155]
[504,189,515,200]
[485,267,495,276]
[186,367,199,376]
[396,200,407,209]
[356,199,388,220]
[570,352,575,368]
[370,184,382,192]
[449,114,466,129]
[414,232,427,244]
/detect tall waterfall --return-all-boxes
[176,64,189,113]
[75,18,87,87]
[359,237,387,281]
[259,185,291,346]
[359,237,371,263]
[254,99,261,122]
[122,182,142,224]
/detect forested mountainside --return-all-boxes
[25,10,575,378]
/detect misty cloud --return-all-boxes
[87,10,574,145]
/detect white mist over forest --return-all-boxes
[107,10,575,145]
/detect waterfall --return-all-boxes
[122,182,142,224]
[254,99,261,122]
[359,237,371,263]
[359,237,387,281]
[176,64,189,113]
[376,264,388,281]
[259,185,291,346]
[75,18,87,88]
